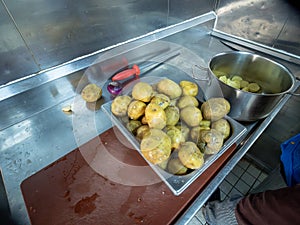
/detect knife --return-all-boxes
[107,49,181,96]
[111,48,181,81]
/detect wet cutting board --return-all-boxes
[21,127,237,225]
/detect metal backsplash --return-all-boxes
[0,0,213,86]
[215,0,300,56]
[0,2,40,85]
[1,0,299,87]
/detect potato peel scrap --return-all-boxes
[62,105,73,115]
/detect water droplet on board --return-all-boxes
[254,32,260,38]
[67,32,72,39]
[173,179,180,184]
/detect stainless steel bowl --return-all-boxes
[201,51,295,122]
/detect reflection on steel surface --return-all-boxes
[216,0,300,56]
[0,0,212,86]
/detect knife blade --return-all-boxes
[112,48,181,81]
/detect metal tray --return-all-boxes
[101,71,246,195]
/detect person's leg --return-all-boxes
[202,165,288,225]
[202,195,243,225]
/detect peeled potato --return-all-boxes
[157,158,169,170]
[180,106,203,127]
[126,120,142,135]
[179,80,198,96]
[227,79,240,89]
[231,75,243,82]
[211,118,231,140]
[157,79,182,99]
[136,125,150,141]
[165,105,180,126]
[198,129,224,154]
[141,116,148,124]
[240,80,249,89]
[145,103,166,129]
[167,158,188,175]
[140,128,171,164]
[164,125,185,149]
[178,142,204,169]
[175,124,190,141]
[132,82,153,102]
[111,95,132,117]
[248,83,261,93]
[212,70,227,78]
[81,83,102,102]
[177,95,199,109]
[190,126,210,142]
[150,93,170,109]
[219,75,228,84]
[127,100,146,120]
[201,98,230,121]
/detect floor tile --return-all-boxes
[187,216,202,225]
[225,172,239,186]
[195,208,206,224]
[240,171,256,187]
[235,179,251,195]
[231,165,245,177]
[219,179,232,195]
[247,164,261,177]
[251,179,262,190]
[220,190,227,201]
[228,187,243,198]
[237,159,250,170]
[257,171,268,182]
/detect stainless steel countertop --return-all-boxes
[0,12,299,225]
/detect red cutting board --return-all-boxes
[21,127,237,225]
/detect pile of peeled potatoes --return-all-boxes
[111,78,231,175]
[212,70,261,93]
